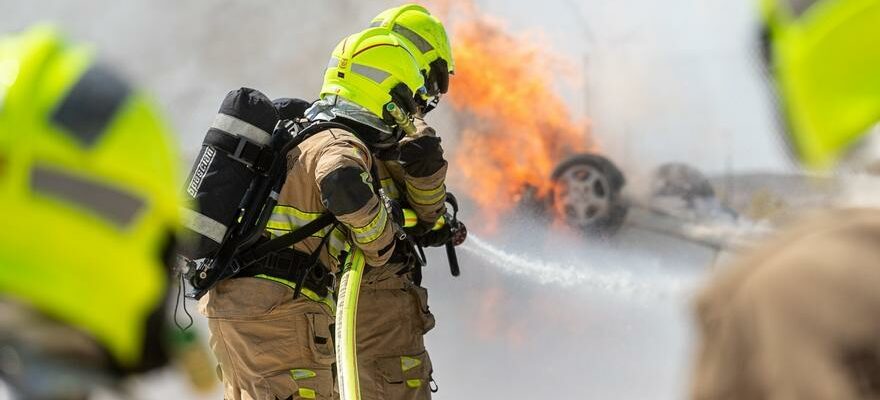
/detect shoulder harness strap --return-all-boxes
[238,121,359,265]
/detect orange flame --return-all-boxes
[428,0,597,229]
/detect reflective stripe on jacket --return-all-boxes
[395,117,448,225]
[270,127,395,270]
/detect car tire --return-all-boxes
[550,153,628,237]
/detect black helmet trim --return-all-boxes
[427,58,450,95]
[389,82,420,116]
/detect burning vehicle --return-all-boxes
[439,0,862,252]
[441,1,639,239]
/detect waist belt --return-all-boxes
[236,249,333,298]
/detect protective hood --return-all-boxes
[305,95,401,149]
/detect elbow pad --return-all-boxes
[319,166,374,215]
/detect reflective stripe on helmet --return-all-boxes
[785,0,820,17]
[319,28,426,121]
[351,63,391,84]
[328,56,340,69]
[51,64,131,146]
[31,165,144,228]
[392,24,435,54]
[370,4,455,73]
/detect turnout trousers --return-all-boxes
[200,277,336,400]
[355,268,436,400]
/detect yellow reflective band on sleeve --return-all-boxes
[299,388,317,399]
[265,205,352,263]
[406,379,422,389]
[405,181,445,206]
[349,206,387,244]
[266,206,324,232]
[253,274,336,315]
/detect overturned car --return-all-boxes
[522,152,856,251]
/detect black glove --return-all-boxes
[408,222,452,248]
[403,219,431,237]
[388,238,415,265]
[398,136,446,177]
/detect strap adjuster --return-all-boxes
[264,251,280,270]
[228,136,263,168]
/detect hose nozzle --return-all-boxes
[385,102,417,137]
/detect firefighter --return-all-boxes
[691,1,880,399]
[198,27,427,400]
[0,25,182,398]
[334,5,457,400]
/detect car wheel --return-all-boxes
[550,153,628,236]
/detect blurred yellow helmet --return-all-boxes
[371,4,454,96]
[0,25,181,370]
[320,27,426,123]
[761,0,880,168]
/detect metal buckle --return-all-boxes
[264,251,280,270]
[228,136,261,168]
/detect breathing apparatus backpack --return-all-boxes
[178,88,348,299]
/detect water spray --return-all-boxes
[460,234,697,298]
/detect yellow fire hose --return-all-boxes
[335,208,448,400]
[335,247,366,400]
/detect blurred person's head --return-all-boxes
[761,0,880,169]
[307,27,426,149]
[0,24,181,384]
[691,5,880,399]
